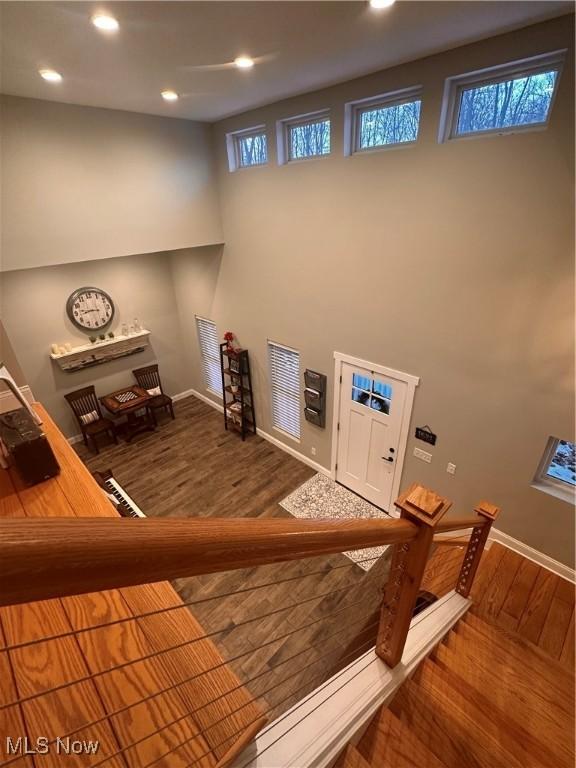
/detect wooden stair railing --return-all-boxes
[0,482,499,669]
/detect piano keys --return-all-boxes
[92,468,146,518]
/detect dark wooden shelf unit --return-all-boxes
[219,344,256,441]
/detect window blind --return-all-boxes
[196,316,222,394]
[268,341,301,439]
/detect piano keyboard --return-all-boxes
[103,477,146,518]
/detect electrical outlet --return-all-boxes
[311,447,317,456]
[447,462,456,474]
[413,447,432,463]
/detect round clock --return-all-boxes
[66,287,115,332]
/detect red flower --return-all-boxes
[224,331,235,342]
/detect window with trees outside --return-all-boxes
[195,316,222,395]
[441,51,564,141]
[533,436,575,503]
[287,115,331,160]
[268,341,301,439]
[347,87,422,153]
[236,130,267,167]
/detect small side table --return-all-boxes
[100,385,155,443]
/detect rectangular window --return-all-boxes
[533,436,575,504]
[277,111,331,164]
[226,125,268,171]
[346,87,422,154]
[268,341,301,439]
[195,316,222,394]
[440,50,565,142]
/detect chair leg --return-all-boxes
[110,428,118,444]
[169,403,175,420]
[91,435,100,455]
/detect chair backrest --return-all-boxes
[64,386,102,427]
[133,364,162,393]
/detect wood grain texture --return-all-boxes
[334,744,372,768]
[359,706,447,767]
[0,515,417,607]
[0,403,267,768]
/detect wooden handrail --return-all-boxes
[0,516,418,607]
[435,515,489,533]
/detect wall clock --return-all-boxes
[66,286,115,331]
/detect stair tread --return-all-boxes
[413,659,553,768]
[335,744,372,768]
[360,706,447,767]
[433,644,574,768]
[390,677,490,768]
[439,633,574,739]
[461,613,575,707]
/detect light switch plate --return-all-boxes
[413,447,432,463]
[447,462,456,474]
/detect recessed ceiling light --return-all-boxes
[161,90,179,102]
[92,14,119,31]
[234,56,254,70]
[369,0,396,8]
[39,69,62,83]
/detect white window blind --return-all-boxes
[268,341,301,440]
[196,316,222,394]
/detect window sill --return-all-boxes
[531,480,575,505]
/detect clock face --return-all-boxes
[66,287,115,331]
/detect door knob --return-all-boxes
[382,456,394,462]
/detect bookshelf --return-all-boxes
[219,344,256,441]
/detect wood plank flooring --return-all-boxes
[472,543,574,669]
[75,395,395,722]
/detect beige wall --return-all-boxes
[1,251,188,436]
[0,96,223,272]
[180,17,573,565]
[0,318,26,387]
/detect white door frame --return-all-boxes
[330,352,419,516]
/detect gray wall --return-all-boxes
[182,17,572,565]
[1,251,188,435]
[0,96,223,272]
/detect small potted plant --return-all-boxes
[224,331,236,353]
[89,335,97,344]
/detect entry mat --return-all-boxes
[279,473,391,571]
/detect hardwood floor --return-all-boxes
[471,543,575,669]
[75,395,394,721]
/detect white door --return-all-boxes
[335,362,408,512]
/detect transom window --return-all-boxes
[351,373,392,415]
[346,87,422,154]
[533,436,575,504]
[195,316,222,395]
[277,111,331,164]
[226,125,268,171]
[268,341,301,439]
[440,50,565,141]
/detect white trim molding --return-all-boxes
[231,591,470,768]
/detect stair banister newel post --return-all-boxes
[376,483,452,668]
[455,501,501,598]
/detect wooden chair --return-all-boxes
[64,386,117,454]
[132,364,175,424]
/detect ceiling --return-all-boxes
[0,1,572,122]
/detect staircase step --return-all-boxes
[412,659,554,768]
[390,677,488,768]
[334,744,371,768]
[458,613,575,711]
[433,643,574,768]
[359,706,447,767]
[441,627,574,727]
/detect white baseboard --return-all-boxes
[185,387,333,478]
[489,527,575,584]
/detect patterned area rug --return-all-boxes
[279,473,391,571]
